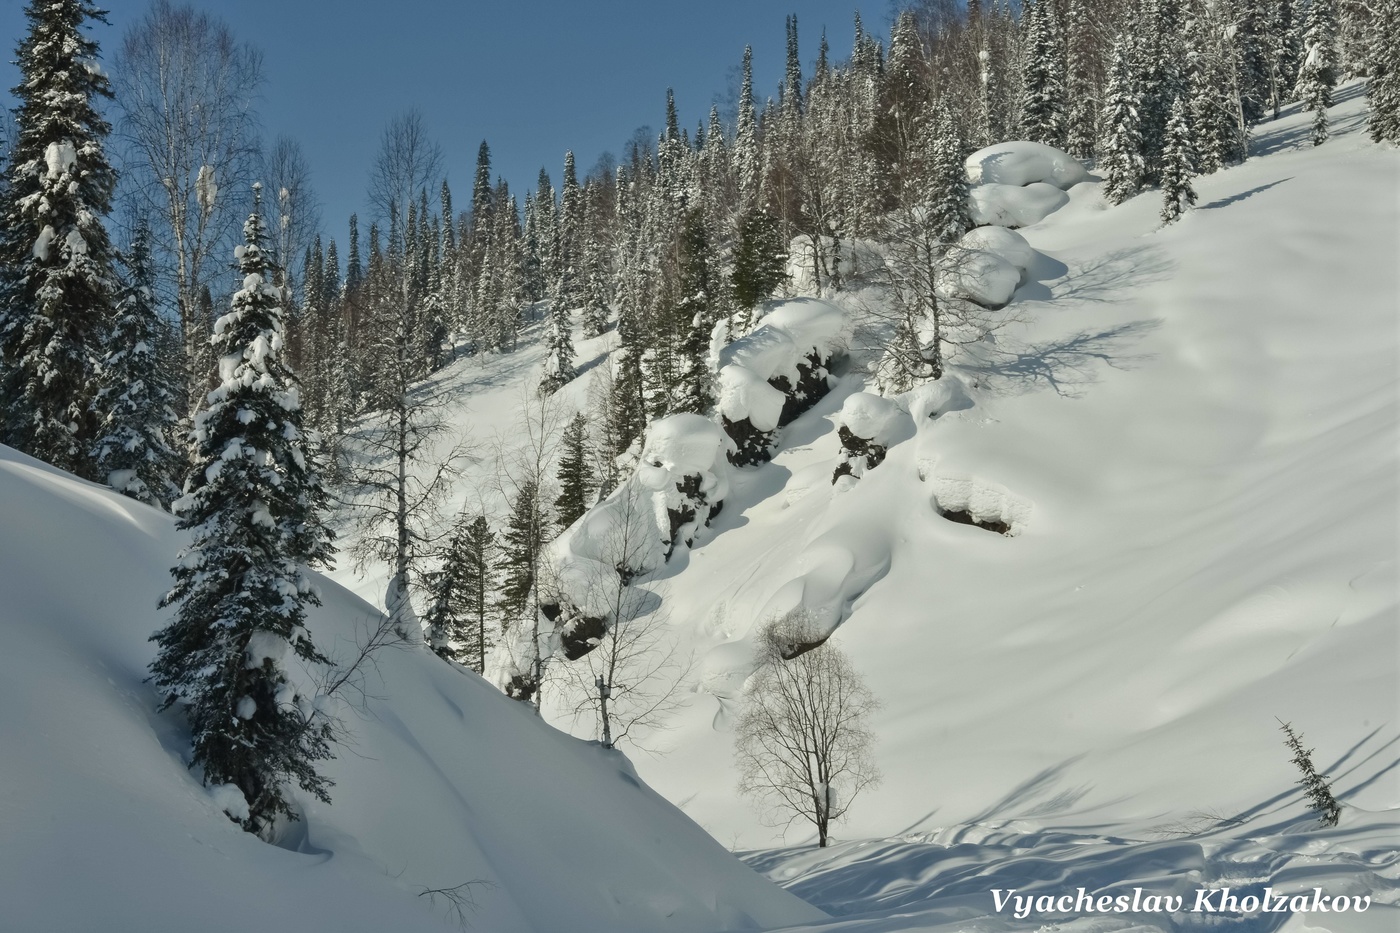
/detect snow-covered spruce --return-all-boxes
[90,221,183,509]
[149,186,336,840]
[717,298,847,466]
[0,0,120,478]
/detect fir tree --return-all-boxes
[539,297,576,395]
[91,221,183,508]
[149,186,336,839]
[1295,0,1340,146]
[1279,720,1342,827]
[554,413,594,531]
[424,513,497,672]
[673,207,717,415]
[1100,41,1147,205]
[1160,96,1198,225]
[0,0,120,477]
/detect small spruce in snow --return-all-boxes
[1278,719,1342,827]
[1160,97,1198,225]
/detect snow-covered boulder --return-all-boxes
[718,299,847,465]
[965,140,1090,190]
[968,182,1070,228]
[542,415,734,662]
[936,248,1022,309]
[832,393,909,483]
[957,225,1037,274]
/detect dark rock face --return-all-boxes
[723,414,777,466]
[505,672,537,704]
[560,613,608,661]
[831,424,888,484]
[937,507,1011,535]
[665,473,721,557]
[775,629,832,660]
[724,348,836,467]
[772,350,833,427]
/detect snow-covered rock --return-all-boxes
[832,393,910,483]
[965,140,1090,189]
[936,248,1022,309]
[957,225,1038,274]
[968,182,1071,228]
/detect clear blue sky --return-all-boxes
[2,1,889,244]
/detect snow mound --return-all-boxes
[836,393,906,448]
[936,247,1022,308]
[927,473,1032,535]
[957,225,1038,273]
[968,181,1071,228]
[0,444,821,933]
[965,140,1090,189]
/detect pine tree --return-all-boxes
[1160,96,1198,224]
[1100,41,1147,205]
[735,46,762,212]
[424,513,497,672]
[1295,0,1340,145]
[0,0,120,477]
[91,221,183,508]
[1279,720,1342,827]
[1368,0,1400,143]
[149,186,337,839]
[673,207,717,415]
[554,413,594,531]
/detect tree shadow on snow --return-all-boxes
[1248,81,1369,158]
[958,318,1161,399]
[1200,178,1292,211]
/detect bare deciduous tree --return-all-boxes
[112,0,264,397]
[735,610,881,848]
[261,135,322,299]
[367,109,444,226]
[558,485,691,750]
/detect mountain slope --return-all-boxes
[0,446,824,932]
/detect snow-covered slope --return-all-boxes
[0,446,824,932]
[612,79,1399,904]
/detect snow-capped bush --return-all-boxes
[965,141,1090,189]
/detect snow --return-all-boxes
[965,140,1091,189]
[835,392,906,446]
[44,139,76,179]
[718,298,848,428]
[968,181,1071,228]
[32,224,54,261]
[0,444,822,932]
[936,246,1022,308]
[719,363,787,431]
[609,83,1399,931]
[957,225,1038,273]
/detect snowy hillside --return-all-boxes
[0,445,823,932]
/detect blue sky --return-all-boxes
[3,1,888,244]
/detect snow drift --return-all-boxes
[0,445,823,933]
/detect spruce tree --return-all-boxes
[1279,720,1342,827]
[1295,0,1340,146]
[149,186,337,839]
[539,297,576,395]
[425,513,497,672]
[0,0,120,477]
[1020,0,1068,148]
[497,480,544,623]
[673,207,717,415]
[731,207,787,330]
[925,105,971,245]
[1368,0,1400,143]
[554,413,594,530]
[1100,41,1147,205]
[1160,97,1198,225]
[91,221,183,508]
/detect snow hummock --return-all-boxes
[836,392,906,447]
[968,181,1070,228]
[956,224,1038,273]
[965,140,1091,189]
[936,246,1022,308]
[718,298,848,429]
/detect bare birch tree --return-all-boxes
[735,610,881,848]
